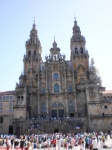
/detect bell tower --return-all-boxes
[70,18,89,84]
[14,22,42,122]
[24,21,42,83]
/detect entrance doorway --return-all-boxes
[69,113,74,117]
[54,128,59,133]
[51,102,64,119]
[9,125,13,134]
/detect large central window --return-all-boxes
[54,84,59,93]
[54,73,58,80]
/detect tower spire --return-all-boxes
[74,13,76,21]
[33,17,36,29]
[34,17,35,23]
[54,36,55,43]
[53,36,57,49]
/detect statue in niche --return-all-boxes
[53,54,57,60]
[89,88,96,100]
[78,105,85,117]
[49,67,51,71]
[32,106,37,118]
[54,64,58,70]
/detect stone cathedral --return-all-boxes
[12,19,112,134]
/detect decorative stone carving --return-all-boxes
[89,88,96,100]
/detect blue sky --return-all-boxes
[0,0,112,91]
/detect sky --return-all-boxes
[0,0,112,91]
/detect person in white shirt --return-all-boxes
[92,137,98,150]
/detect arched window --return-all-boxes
[41,87,45,94]
[28,51,31,57]
[52,102,57,108]
[75,48,78,54]
[69,101,74,112]
[67,85,73,93]
[80,47,83,53]
[54,73,59,80]
[58,102,63,107]
[54,84,59,93]
[41,101,46,113]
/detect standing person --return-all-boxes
[85,136,90,150]
[38,136,42,149]
[56,137,61,150]
[0,136,3,148]
[92,137,98,150]
[78,137,84,150]
[25,142,33,150]
[20,136,25,150]
[102,135,105,143]
[71,137,75,150]
[14,138,20,149]
[10,136,13,148]
[89,137,93,150]
[6,137,11,150]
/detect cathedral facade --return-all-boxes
[12,19,112,134]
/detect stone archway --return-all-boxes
[54,127,59,133]
[69,112,74,117]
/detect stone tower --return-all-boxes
[13,22,42,121]
[70,18,89,84]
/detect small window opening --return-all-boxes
[102,113,104,117]
[34,51,36,56]
[104,105,107,109]
[80,47,83,53]
[75,48,78,54]
[28,51,31,57]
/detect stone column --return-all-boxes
[37,74,40,116]
[46,94,49,118]
[85,87,90,102]
[45,68,49,118]
[63,62,68,117]
[85,86,91,131]
[74,96,77,114]
[37,94,40,115]
[37,59,41,117]
[72,67,77,115]
[65,93,68,117]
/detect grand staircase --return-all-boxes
[24,118,86,134]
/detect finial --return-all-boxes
[74,13,76,21]
[33,17,36,28]
[34,17,35,24]
[54,36,55,42]
[74,14,77,25]
[53,36,57,48]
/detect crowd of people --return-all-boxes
[0,131,111,150]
